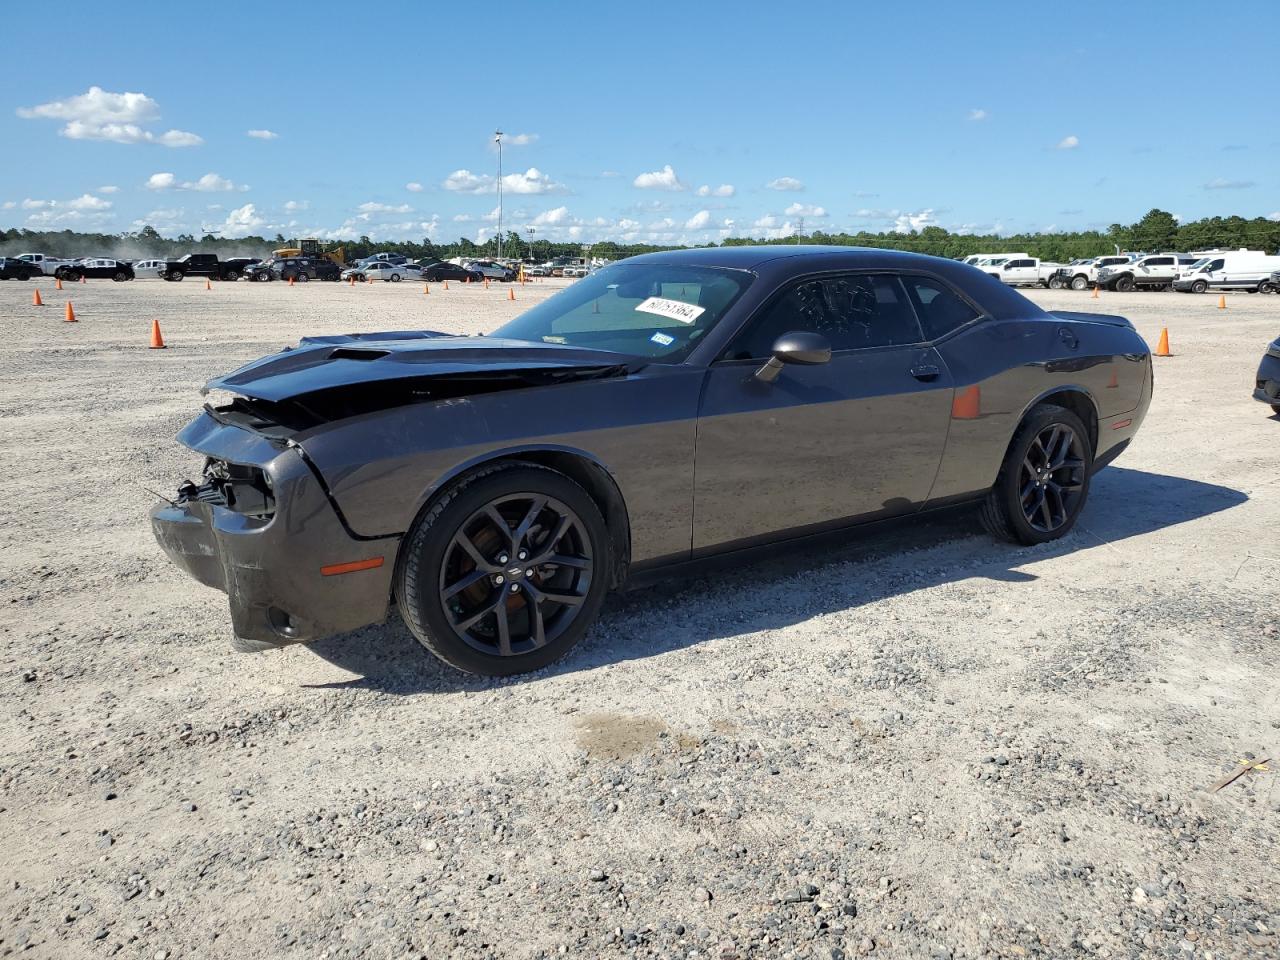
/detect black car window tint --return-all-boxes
[903,275,980,340]
[731,274,923,359]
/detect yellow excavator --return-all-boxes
[272,237,346,267]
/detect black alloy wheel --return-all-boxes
[1018,423,1087,534]
[397,464,610,675]
[1191,280,1208,294]
[1116,275,1134,292]
[981,403,1094,545]
[113,271,128,282]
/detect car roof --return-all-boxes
[621,244,1047,320]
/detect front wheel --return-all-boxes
[1070,275,1089,291]
[224,269,241,281]
[389,273,401,282]
[981,404,1093,546]
[1048,276,1063,289]
[167,270,183,281]
[1191,280,1208,294]
[1115,275,1134,293]
[396,463,611,676]
[113,271,128,282]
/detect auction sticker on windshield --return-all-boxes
[635,296,705,324]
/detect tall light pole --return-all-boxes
[494,129,504,259]
[526,226,535,263]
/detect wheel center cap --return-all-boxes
[506,566,524,579]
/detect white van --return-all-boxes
[1172,251,1280,293]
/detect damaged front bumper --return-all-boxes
[150,409,399,652]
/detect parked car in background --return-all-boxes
[159,254,251,282]
[342,261,411,282]
[1096,254,1201,292]
[466,260,517,281]
[1263,271,1280,295]
[0,257,44,280]
[1255,336,1280,416]
[525,263,551,277]
[1051,256,1135,291]
[985,258,1063,287]
[421,262,484,283]
[221,257,262,280]
[274,257,342,282]
[963,253,1029,268]
[54,258,135,282]
[562,264,590,278]
[1173,252,1280,293]
[132,259,168,278]
[355,253,410,268]
[15,252,74,276]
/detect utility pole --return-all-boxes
[795,216,805,243]
[494,130,504,259]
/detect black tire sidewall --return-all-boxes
[994,405,1094,545]
[397,465,611,676]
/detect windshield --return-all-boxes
[491,262,752,361]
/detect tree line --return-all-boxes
[2,209,1276,265]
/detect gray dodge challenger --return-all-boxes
[152,246,1152,675]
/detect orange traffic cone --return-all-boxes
[1218,294,1226,310]
[508,287,515,301]
[951,385,981,420]
[1155,328,1171,357]
[1090,285,1099,299]
[443,280,449,290]
[55,277,63,291]
[205,278,212,291]
[64,301,76,323]
[32,288,43,306]
[149,319,166,349]
[423,284,429,295]
[484,278,490,289]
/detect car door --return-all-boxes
[692,272,955,552]
[1003,259,1035,284]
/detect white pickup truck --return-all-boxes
[16,252,74,276]
[1049,255,1136,291]
[985,257,1064,287]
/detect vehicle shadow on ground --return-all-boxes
[303,466,1246,694]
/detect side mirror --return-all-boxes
[755,331,832,383]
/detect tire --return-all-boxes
[1048,276,1063,290]
[980,403,1094,546]
[1260,281,1279,295]
[224,269,241,281]
[1191,280,1207,294]
[389,273,401,282]
[1070,275,1089,291]
[1115,275,1134,293]
[113,271,128,282]
[167,270,184,282]
[396,463,611,676]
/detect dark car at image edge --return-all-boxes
[151,246,1153,676]
[0,257,43,280]
[1255,336,1280,416]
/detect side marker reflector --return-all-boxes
[1111,419,1133,430]
[321,557,385,576]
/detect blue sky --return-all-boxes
[2,0,1276,246]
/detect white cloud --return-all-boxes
[532,206,570,225]
[144,207,184,221]
[600,170,621,178]
[503,168,566,194]
[1,201,13,210]
[21,199,50,209]
[1269,211,1280,221]
[893,209,938,233]
[969,108,988,121]
[67,193,111,211]
[17,87,204,147]
[98,185,119,194]
[220,203,265,236]
[767,176,804,191]
[685,210,712,230]
[784,202,827,217]
[146,172,246,192]
[696,183,736,198]
[505,133,538,146]
[441,167,565,195]
[405,182,424,192]
[1203,177,1254,190]
[246,129,278,140]
[357,201,413,214]
[1055,135,1080,150]
[633,165,684,191]
[283,200,308,212]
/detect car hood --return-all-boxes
[204,331,641,403]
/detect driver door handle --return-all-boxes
[910,364,940,382]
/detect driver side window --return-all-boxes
[726,274,924,360]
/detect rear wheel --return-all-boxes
[981,404,1093,546]
[113,271,128,282]
[389,273,401,282]
[396,463,610,676]
[224,268,241,281]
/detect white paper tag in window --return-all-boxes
[635,296,704,324]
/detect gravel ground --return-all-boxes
[1,276,1277,960]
